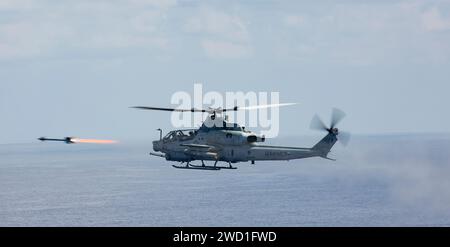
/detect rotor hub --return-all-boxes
[331,128,339,134]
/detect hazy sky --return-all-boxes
[1,0,450,143]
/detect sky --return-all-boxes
[1,0,450,143]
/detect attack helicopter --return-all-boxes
[132,104,350,170]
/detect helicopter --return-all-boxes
[131,104,350,170]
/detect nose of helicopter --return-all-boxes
[153,140,162,152]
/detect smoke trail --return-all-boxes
[71,138,118,144]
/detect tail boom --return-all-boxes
[311,133,338,159]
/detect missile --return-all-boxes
[38,137,75,144]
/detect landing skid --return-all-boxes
[172,165,221,170]
[189,164,237,170]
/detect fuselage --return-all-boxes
[152,127,319,163]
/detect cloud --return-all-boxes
[0,20,64,59]
[130,10,166,33]
[0,0,176,61]
[283,15,306,27]
[128,0,177,8]
[421,7,450,31]
[201,40,251,59]
[184,6,252,59]
[184,7,249,42]
[275,1,450,65]
[0,0,35,10]
[2,1,450,64]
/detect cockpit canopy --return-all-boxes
[163,129,196,142]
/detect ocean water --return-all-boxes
[1,135,450,226]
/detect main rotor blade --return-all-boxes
[330,108,346,129]
[132,103,297,113]
[310,114,328,131]
[131,106,206,112]
[236,103,297,111]
[338,131,351,146]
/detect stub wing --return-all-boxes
[180,143,216,149]
[181,144,219,160]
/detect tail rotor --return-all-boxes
[310,108,350,146]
